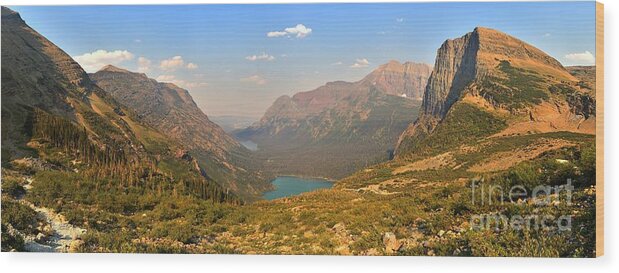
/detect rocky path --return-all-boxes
[18,177,86,252]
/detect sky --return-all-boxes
[9,2,597,119]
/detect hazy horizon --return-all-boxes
[9,2,596,118]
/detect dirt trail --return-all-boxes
[19,177,86,252]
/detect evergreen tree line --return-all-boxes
[30,108,241,205]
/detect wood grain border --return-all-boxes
[596,1,604,258]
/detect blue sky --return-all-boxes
[9,2,597,118]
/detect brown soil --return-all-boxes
[392,152,455,174]
[468,138,575,172]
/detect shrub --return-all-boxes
[479,60,549,109]
[1,223,25,252]
[1,199,39,233]
[1,177,26,198]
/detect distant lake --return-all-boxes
[263,176,333,200]
[240,140,258,151]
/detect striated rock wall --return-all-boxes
[91,66,271,197]
[91,66,242,157]
[2,7,95,156]
[395,27,595,158]
[421,30,479,119]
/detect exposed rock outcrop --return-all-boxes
[91,66,270,198]
[2,7,90,156]
[360,60,432,100]
[396,27,595,158]
[383,232,402,254]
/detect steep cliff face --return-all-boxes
[235,60,429,179]
[396,27,595,158]
[91,66,270,198]
[1,6,99,156]
[421,30,478,119]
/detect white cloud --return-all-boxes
[331,61,343,66]
[182,81,209,89]
[160,56,185,71]
[245,52,275,62]
[186,63,199,70]
[267,31,288,38]
[155,74,207,89]
[396,17,404,23]
[134,39,142,43]
[159,56,199,71]
[285,24,312,38]
[564,51,595,64]
[137,56,151,72]
[73,49,134,72]
[267,24,312,39]
[350,58,370,68]
[155,75,176,82]
[240,75,267,85]
[543,33,551,37]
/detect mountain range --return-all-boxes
[1,7,267,200]
[1,6,597,256]
[235,61,431,179]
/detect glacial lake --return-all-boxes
[263,176,333,200]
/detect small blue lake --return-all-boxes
[263,176,333,200]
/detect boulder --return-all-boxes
[332,223,346,234]
[383,232,402,253]
[437,230,446,237]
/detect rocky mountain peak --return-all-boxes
[1,6,21,20]
[96,64,149,79]
[98,64,132,73]
[2,6,95,96]
[420,26,574,120]
[396,27,594,157]
[360,60,432,100]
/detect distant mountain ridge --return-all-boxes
[209,115,258,133]
[359,61,431,100]
[90,65,270,198]
[235,60,430,179]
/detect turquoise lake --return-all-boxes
[263,176,333,200]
